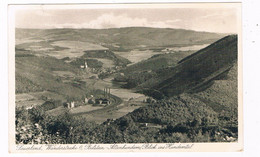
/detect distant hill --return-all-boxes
[16,27,226,51]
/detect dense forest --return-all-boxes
[16,93,237,144]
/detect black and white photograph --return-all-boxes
[8,3,242,152]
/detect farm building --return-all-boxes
[84,97,89,103]
[25,105,34,110]
[66,101,75,109]
[80,60,88,69]
[93,87,112,105]
[85,95,95,104]
[95,98,110,105]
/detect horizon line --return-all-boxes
[15,26,234,34]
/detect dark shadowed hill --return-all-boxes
[139,35,237,99]
[16,27,226,51]
[118,51,195,74]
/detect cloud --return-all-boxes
[48,13,181,29]
[199,11,235,19]
[15,9,237,33]
[34,9,53,17]
[165,19,182,23]
[200,13,221,19]
[84,13,148,28]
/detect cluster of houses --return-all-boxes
[65,87,112,109]
[65,97,111,109]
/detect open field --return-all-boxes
[52,71,75,78]
[52,40,108,51]
[161,44,209,52]
[70,105,104,115]
[114,50,161,65]
[16,92,44,108]
[86,58,114,68]
[29,91,66,101]
[16,91,67,109]
[16,93,36,102]
[50,40,108,59]
[16,91,65,102]
[114,44,209,66]
[16,39,109,60]
[16,100,45,108]
[108,88,145,101]
[16,38,44,45]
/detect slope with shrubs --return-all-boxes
[191,62,238,127]
[15,51,88,99]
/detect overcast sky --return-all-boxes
[15,5,240,33]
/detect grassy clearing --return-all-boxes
[30,91,66,101]
[16,99,45,108]
[70,105,103,115]
[16,93,36,102]
[52,71,75,78]
[49,40,108,59]
[51,40,108,51]
[114,50,161,65]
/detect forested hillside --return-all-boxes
[15,50,87,100]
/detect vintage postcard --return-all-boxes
[8,3,242,153]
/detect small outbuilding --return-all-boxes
[66,101,75,109]
[95,98,110,105]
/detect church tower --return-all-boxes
[85,60,88,69]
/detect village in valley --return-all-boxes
[15,5,239,144]
[15,46,152,124]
